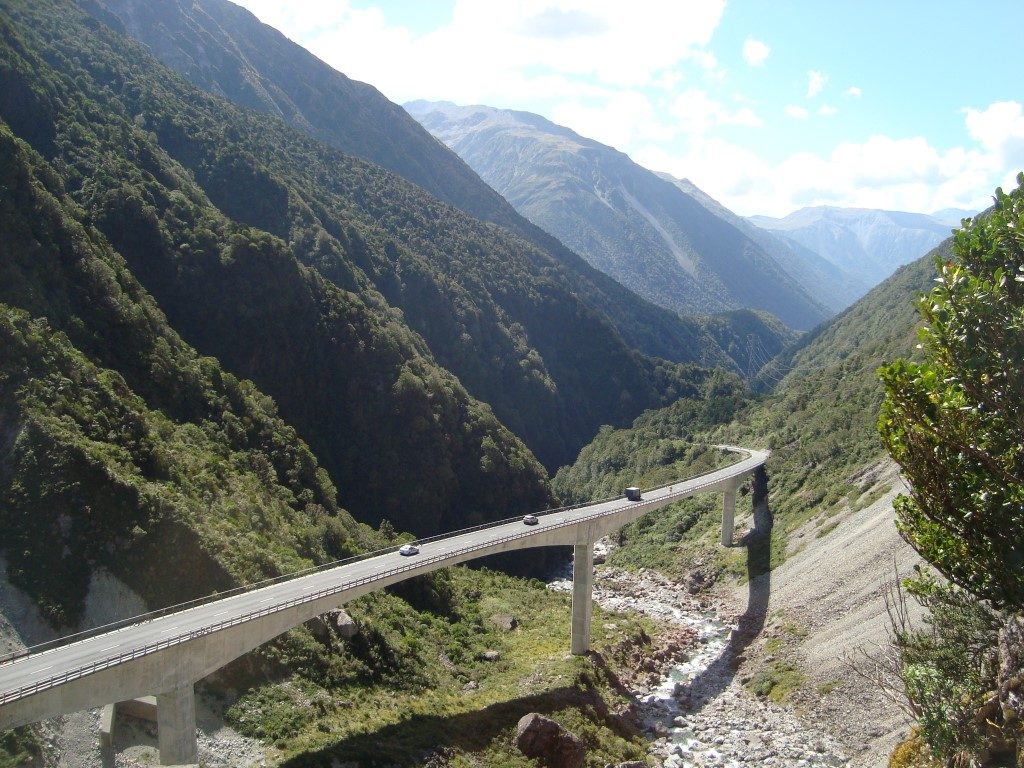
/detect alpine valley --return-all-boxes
[0,1,1013,768]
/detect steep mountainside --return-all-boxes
[0,122,370,624]
[748,206,954,288]
[80,0,755,376]
[80,0,521,232]
[0,0,730,482]
[658,174,871,311]
[556,242,943,569]
[0,0,564,540]
[405,100,831,331]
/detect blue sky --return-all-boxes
[233,0,1023,217]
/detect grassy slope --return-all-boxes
[224,567,655,767]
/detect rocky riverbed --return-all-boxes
[550,562,851,768]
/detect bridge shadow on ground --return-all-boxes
[277,682,640,768]
[677,465,772,712]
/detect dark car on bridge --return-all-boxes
[625,487,642,501]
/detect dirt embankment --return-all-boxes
[724,459,923,767]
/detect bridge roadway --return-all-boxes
[0,446,768,765]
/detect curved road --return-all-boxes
[0,446,768,732]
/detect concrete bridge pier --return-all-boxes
[721,482,739,547]
[570,542,594,655]
[156,683,198,766]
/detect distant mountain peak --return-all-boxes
[407,99,832,331]
[747,205,955,287]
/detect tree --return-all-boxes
[878,175,1024,611]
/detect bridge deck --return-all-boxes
[0,446,768,731]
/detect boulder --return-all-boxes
[514,713,586,768]
[330,609,358,639]
[479,649,501,662]
[489,613,518,631]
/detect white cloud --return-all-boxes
[636,103,1016,217]
[964,101,1024,176]
[818,104,838,117]
[668,89,763,135]
[552,91,674,149]
[807,70,827,99]
[846,86,862,98]
[785,105,809,120]
[742,38,770,67]
[233,0,726,104]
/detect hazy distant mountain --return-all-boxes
[406,100,831,331]
[748,206,954,288]
[930,207,978,227]
[657,174,871,312]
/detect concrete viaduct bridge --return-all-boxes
[0,446,768,765]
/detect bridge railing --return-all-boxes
[0,487,655,668]
[0,455,762,708]
[1,451,764,707]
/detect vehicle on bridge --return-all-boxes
[398,543,419,556]
[522,514,538,525]
[625,486,642,501]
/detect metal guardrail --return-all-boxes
[0,449,765,707]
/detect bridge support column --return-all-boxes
[570,543,594,655]
[157,684,198,766]
[721,484,737,547]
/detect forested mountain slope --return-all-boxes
[406,100,831,331]
[556,244,943,569]
[0,0,565,544]
[80,0,521,233]
[0,0,724,481]
[81,0,757,375]
[0,123,371,625]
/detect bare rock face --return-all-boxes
[514,713,586,768]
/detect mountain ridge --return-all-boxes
[657,173,872,311]
[405,99,832,331]
[83,0,769,378]
[748,205,954,289]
